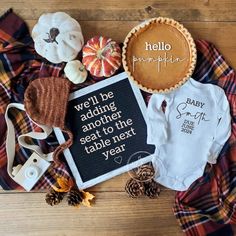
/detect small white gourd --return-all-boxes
[64,60,87,84]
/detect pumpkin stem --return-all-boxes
[96,49,103,59]
[97,46,109,59]
[44,28,60,44]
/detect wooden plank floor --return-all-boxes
[0,1,236,235]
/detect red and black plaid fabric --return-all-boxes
[0,9,73,190]
[173,40,236,235]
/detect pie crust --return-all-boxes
[122,17,197,93]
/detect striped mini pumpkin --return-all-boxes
[82,36,121,77]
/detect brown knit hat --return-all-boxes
[24,77,73,162]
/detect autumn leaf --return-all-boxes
[81,191,95,207]
[52,177,74,193]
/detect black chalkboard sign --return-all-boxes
[55,72,155,189]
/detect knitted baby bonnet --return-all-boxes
[24,77,73,162]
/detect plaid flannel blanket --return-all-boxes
[174,40,236,235]
[0,9,72,190]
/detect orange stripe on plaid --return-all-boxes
[0,60,10,114]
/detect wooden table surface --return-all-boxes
[0,1,236,236]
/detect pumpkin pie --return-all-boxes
[122,17,197,93]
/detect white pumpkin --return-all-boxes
[32,12,84,64]
[64,60,87,84]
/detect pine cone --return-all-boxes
[45,189,64,206]
[136,164,155,182]
[67,189,84,206]
[125,178,144,198]
[144,180,160,199]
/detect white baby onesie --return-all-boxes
[147,78,231,191]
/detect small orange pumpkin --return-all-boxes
[82,36,121,77]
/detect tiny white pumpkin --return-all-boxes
[64,60,87,84]
[32,12,84,64]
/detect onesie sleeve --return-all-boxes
[208,88,231,164]
[146,94,169,146]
